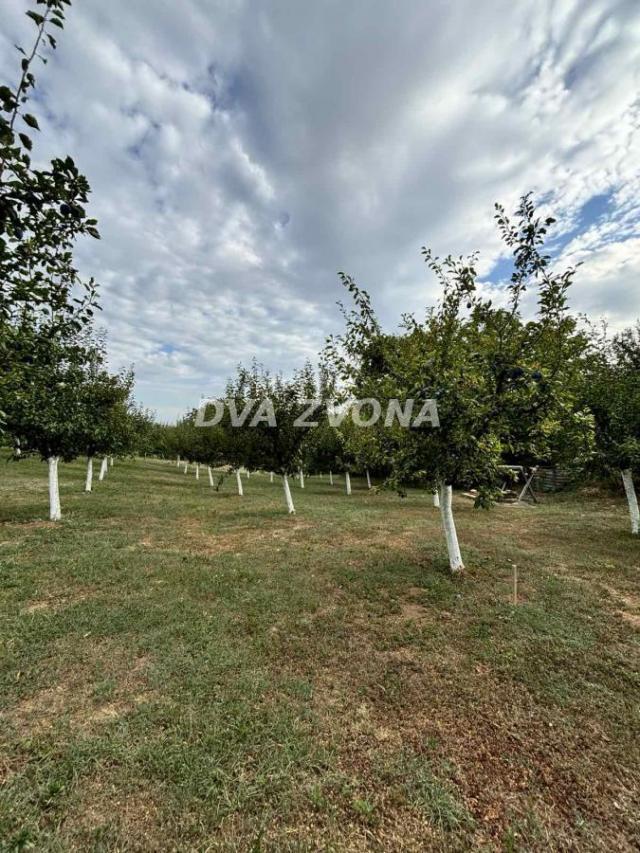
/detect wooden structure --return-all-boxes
[498,465,538,503]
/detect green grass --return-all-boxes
[1,455,639,850]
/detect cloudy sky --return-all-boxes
[2,0,639,420]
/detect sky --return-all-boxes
[2,0,639,421]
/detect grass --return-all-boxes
[0,454,639,851]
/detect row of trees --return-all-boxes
[152,197,639,572]
[1,1,151,519]
[147,363,339,514]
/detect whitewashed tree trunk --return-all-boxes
[329,470,334,486]
[299,469,305,489]
[283,473,295,514]
[85,456,94,493]
[208,466,214,487]
[366,469,372,489]
[438,484,464,573]
[195,463,200,480]
[345,471,352,495]
[236,469,244,496]
[109,456,114,467]
[621,469,639,535]
[247,470,251,479]
[270,471,274,483]
[48,456,61,521]
[99,456,108,481]
[433,490,440,508]
[176,455,180,467]
[184,462,188,474]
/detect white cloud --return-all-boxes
[2,0,639,420]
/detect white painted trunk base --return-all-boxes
[208,466,214,487]
[85,457,93,493]
[176,455,180,467]
[195,463,200,480]
[432,490,440,508]
[366,469,372,489]
[438,484,464,572]
[299,469,305,489]
[283,474,296,514]
[622,469,639,535]
[270,471,274,483]
[48,456,61,521]
[110,457,114,467]
[184,462,188,474]
[329,470,334,486]
[99,457,108,481]
[236,469,244,496]
[345,471,352,496]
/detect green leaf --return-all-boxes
[23,114,40,130]
[26,11,46,25]
[18,133,33,151]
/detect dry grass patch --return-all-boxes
[619,611,640,628]
[61,778,167,851]
[7,647,156,736]
[146,514,315,557]
[0,519,58,531]
[286,591,639,850]
[21,589,93,615]
[399,601,429,623]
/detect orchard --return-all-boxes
[1,2,638,849]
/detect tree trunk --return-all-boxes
[247,470,250,479]
[236,469,244,496]
[48,456,61,521]
[621,469,639,535]
[283,473,295,514]
[85,456,94,493]
[345,471,352,495]
[366,469,372,489]
[438,484,464,572]
[329,470,334,486]
[208,466,214,487]
[195,463,200,480]
[177,455,180,467]
[270,471,274,483]
[433,490,440,508]
[110,456,114,467]
[99,457,108,481]
[299,469,305,489]
[184,462,188,474]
